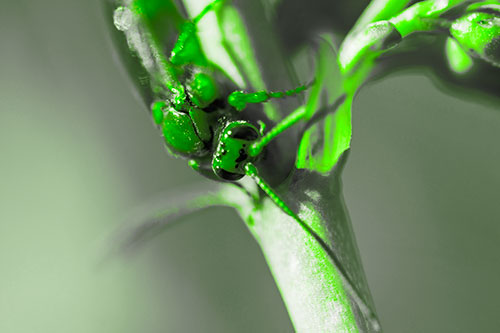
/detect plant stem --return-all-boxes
[220,159,381,332]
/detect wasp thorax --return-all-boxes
[212,121,260,181]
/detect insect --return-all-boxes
[111,3,357,300]
[111,0,345,225]
[109,0,377,326]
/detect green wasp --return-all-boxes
[109,0,344,233]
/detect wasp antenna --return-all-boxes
[228,82,310,111]
[244,163,299,219]
[244,162,379,329]
[249,94,347,157]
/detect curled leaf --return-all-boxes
[339,21,402,74]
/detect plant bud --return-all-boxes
[450,7,500,67]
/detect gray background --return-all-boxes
[1,0,499,332]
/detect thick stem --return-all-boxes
[247,199,360,332]
[220,154,380,332]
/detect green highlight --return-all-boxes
[446,37,474,73]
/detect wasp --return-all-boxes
[111,0,344,231]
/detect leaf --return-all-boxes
[295,34,352,173]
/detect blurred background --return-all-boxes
[1,0,499,332]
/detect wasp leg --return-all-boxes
[244,161,343,271]
[227,83,311,111]
[248,94,346,157]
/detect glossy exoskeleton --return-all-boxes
[113,0,310,184]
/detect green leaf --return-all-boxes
[294,35,352,173]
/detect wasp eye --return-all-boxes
[188,72,218,108]
[228,125,259,141]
